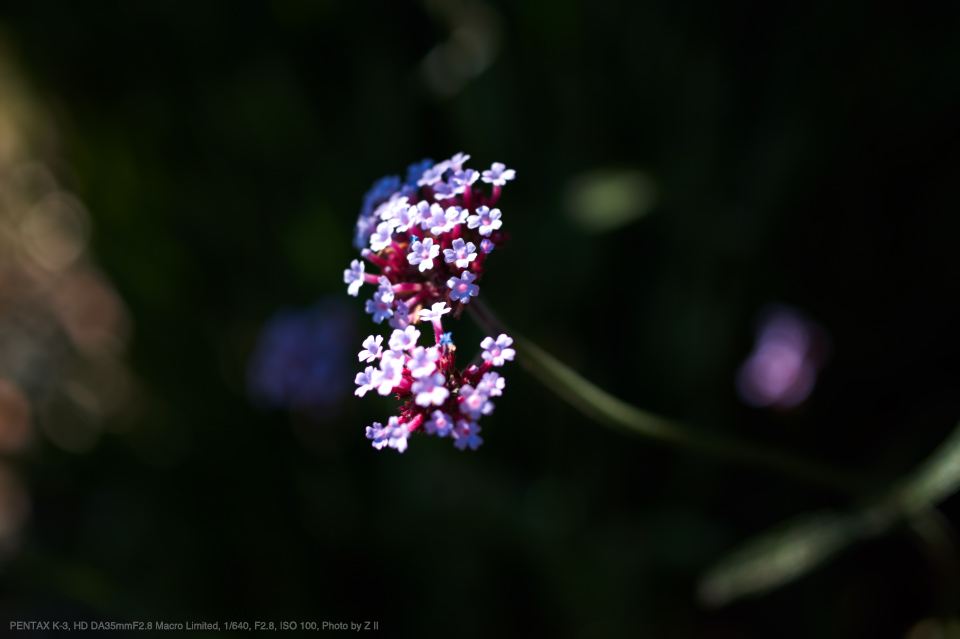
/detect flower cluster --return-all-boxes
[343,153,513,328]
[345,154,517,452]
[355,302,514,452]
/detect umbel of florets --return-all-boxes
[356,304,515,453]
[344,153,516,453]
[343,153,512,326]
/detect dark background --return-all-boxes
[0,1,959,636]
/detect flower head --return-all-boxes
[346,154,516,452]
[347,153,509,327]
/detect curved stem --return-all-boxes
[468,298,871,496]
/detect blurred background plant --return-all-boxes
[0,1,957,637]
[0,45,135,570]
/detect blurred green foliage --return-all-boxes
[0,1,958,637]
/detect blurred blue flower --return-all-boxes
[247,297,356,420]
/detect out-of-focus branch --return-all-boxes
[467,297,870,495]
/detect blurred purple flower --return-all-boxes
[736,306,830,410]
[247,297,356,420]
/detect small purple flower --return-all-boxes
[448,152,471,172]
[358,335,383,362]
[451,169,479,192]
[407,238,440,272]
[480,334,515,366]
[466,206,502,236]
[408,345,440,378]
[443,238,478,269]
[374,350,404,395]
[365,291,394,324]
[736,306,829,410]
[478,371,505,397]
[419,302,451,322]
[369,221,395,252]
[376,195,409,224]
[419,204,444,232]
[481,162,515,186]
[389,325,421,352]
[354,366,377,397]
[431,181,459,200]
[344,259,365,297]
[480,239,494,254]
[424,410,455,437]
[412,372,450,407]
[447,271,480,304]
[421,203,461,235]
[453,420,483,451]
[390,204,417,233]
[366,421,388,450]
[377,276,395,304]
[384,416,410,453]
[439,332,454,346]
[459,384,494,419]
[389,300,412,330]
[417,160,450,187]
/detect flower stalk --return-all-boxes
[468,297,871,495]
